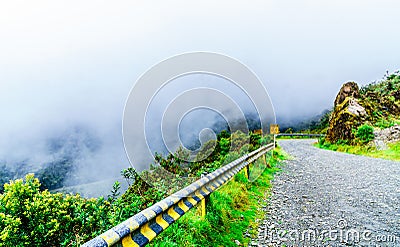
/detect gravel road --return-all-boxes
[252,139,400,247]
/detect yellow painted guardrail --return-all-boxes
[276,133,324,138]
[82,143,274,247]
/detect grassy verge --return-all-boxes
[316,140,400,161]
[276,136,316,139]
[148,148,287,247]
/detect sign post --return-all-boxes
[270,124,279,149]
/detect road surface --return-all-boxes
[252,139,400,246]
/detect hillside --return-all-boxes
[326,71,399,142]
[0,130,275,246]
[312,70,400,159]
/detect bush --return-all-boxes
[0,173,164,246]
[0,174,113,246]
[355,124,375,144]
[318,137,326,146]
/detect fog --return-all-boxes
[0,1,399,195]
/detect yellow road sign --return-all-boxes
[253,129,262,135]
[270,124,279,134]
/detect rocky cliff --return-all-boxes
[326,82,368,143]
[325,71,400,144]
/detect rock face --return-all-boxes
[326,82,367,143]
[373,124,400,149]
[334,81,360,106]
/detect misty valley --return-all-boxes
[1,1,399,245]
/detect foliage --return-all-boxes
[231,130,249,152]
[258,135,272,146]
[218,137,231,157]
[317,140,400,161]
[37,159,74,191]
[0,172,170,246]
[154,152,187,176]
[108,181,121,203]
[374,117,400,129]
[355,124,375,144]
[217,130,231,140]
[0,174,112,246]
[359,70,400,96]
[191,131,268,176]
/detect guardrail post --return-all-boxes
[200,173,208,218]
[244,164,250,179]
[201,196,206,217]
[263,153,271,168]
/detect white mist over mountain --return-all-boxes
[0,0,399,195]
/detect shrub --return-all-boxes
[0,174,110,246]
[219,137,230,157]
[318,137,326,146]
[336,139,350,145]
[355,124,375,144]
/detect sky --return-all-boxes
[0,0,399,188]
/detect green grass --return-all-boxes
[316,141,400,161]
[148,148,287,247]
[276,136,317,139]
[374,117,400,129]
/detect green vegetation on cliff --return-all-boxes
[0,131,279,246]
[315,70,400,160]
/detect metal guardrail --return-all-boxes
[276,133,325,138]
[82,143,274,247]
